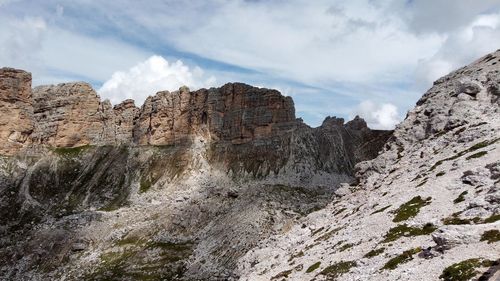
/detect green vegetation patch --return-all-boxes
[371,205,391,215]
[320,260,357,280]
[339,243,354,252]
[305,261,321,273]
[436,171,446,177]
[115,235,146,247]
[314,227,343,242]
[466,151,488,160]
[382,247,421,270]
[288,251,304,262]
[392,196,432,222]
[480,230,500,244]
[439,259,494,281]
[271,268,293,280]
[53,145,91,157]
[442,213,499,225]
[453,191,468,204]
[364,248,385,258]
[484,213,500,223]
[442,216,480,225]
[383,223,436,243]
[311,227,325,236]
[139,178,152,194]
[429,138,499,171]
[86,239,193,280]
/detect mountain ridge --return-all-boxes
[0,49,498,281]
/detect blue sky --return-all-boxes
[1,0,500,129]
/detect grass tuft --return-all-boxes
[439,259,494,281]
[306,261,321,273]
[320,261,357,280]
[364,248,385,258]
[382,248,421,270]
[453,191,468,204]
[480,230,500,244]
[392,196,431,222]
[371,205,391,215]
[383,223,436,243]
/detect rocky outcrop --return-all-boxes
[0,68,34,155]
[31,82,108,147]
[0,73,298,151]
[133,83,296,145]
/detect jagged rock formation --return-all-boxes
[0,70,297,151]
[237,50,500,281]
[0,68,390,280]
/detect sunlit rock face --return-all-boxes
[0,68,34,155]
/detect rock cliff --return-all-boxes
[0,70,297,151]
[0,68,34,155]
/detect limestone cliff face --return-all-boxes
[133,83,296,145]
[0,68,34,155]
[31,82,107,147]
[0,71,298,150]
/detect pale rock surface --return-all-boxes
[236,50,500,281]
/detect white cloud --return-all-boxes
[157,1,444,86]
[98,56,216,105]
[0,17,46,68]
[0,14,152,86]
[414,12,500,90]
[394,0,500,34]
[353,101,400,130]
[1,0,499,127]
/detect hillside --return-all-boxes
[237,50,500,280]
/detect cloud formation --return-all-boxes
[353,101,400,130]
[98,56,216,105]
[1,0,499,128]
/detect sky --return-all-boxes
[1,0,500,129]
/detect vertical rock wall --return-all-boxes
[0,68,34,155]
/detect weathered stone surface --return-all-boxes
[134,83,296,145]
[237,50,500,281]
[31,82,105,147]
[30,83,141,147]
[0,68,34,155]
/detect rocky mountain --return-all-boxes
[238,50,500,280]
[0,48,498,281]
[0,68,390,280]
